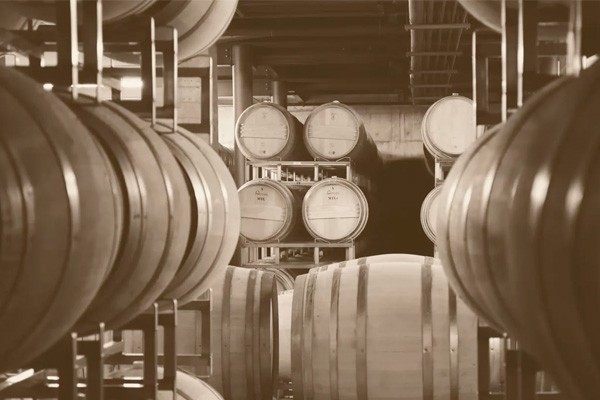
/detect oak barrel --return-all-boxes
[303,102,381,173]
[209,266,279,400]
[278,290,293,382]
[423,144,436,177]
[311,253,440,273]
[235,102,308,161]
[1,0,238,61]
[291,261,478,400]
[262,269,297,293]
[153,124,240,304]
[62,96,191,331]
[218,144,234,171]
[0,68,119,371]
[302,178,369,242]
[437,60,600,400]
[239,179,305,243]
[421,94,476,160]
[111,366,223,400]
[420,186,442,243]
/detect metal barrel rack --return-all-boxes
[241,159,359,269]
[0,1,215,400]
[470,1,580,399]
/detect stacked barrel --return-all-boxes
[0,0,239,62]
[236,101,382,269]
[0,66,240,372]
[436,39,600,400]
[273,254,478,400]
[420,94,476,244]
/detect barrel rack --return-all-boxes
[0,1,215,400]
[241,159,357,269]
[468,1,570,398]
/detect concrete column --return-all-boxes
[232,44,253,188]
[271,80,287,107]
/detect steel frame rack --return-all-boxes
[469,1,582,399]
[0,2,213,400]
[242,239,356,269]
[242,159,359,269]
[245,160,353,183]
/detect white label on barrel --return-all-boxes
[240,124,288,139]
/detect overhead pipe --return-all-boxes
[271,80,287,108]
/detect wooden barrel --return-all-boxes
[0,67,119,371]
[261,269,296,293]
[209,266,278,400]
[421,94,476,160]
[239,179,305,243]
[278,290,293,382]
[303,102,381,173]
[311,253,440,273]
[420,186,442,243]
[291,261,478,400]
[61,96,191,331]
[111,366,223,400]
[152,124,240,304]
[1,0,238,61]
[302,178,369,242]
[218,144,234,171]
[423,144,436,177]
[437,61,600,400]
[235,102,308,161]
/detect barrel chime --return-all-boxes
[236,101,380,270]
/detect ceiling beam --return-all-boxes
[219,36,407,50]
[224,20,405,38]
[256,51,403,66]
[302,93,405,105]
